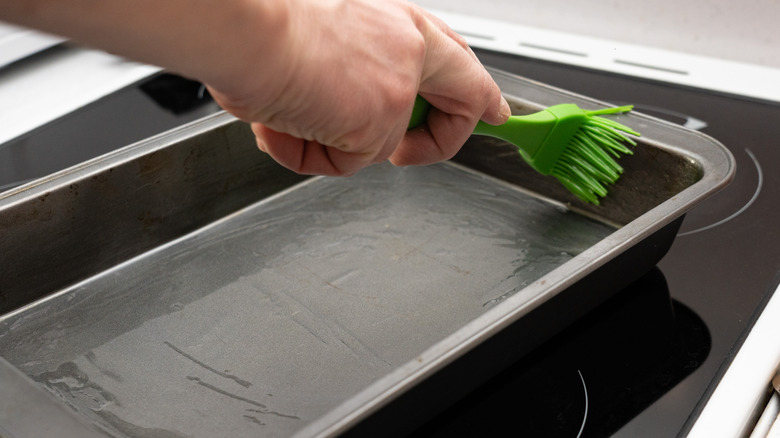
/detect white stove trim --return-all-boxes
[687,281,780,438]
[428,9,780,104]
[0,45,160,146]
[0,22,64,68]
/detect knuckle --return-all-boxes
[388,83,417,114]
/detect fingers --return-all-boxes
[253,122,404,176]
[417,27,509,126]
[389,10,510,167]
[478,81,511,126]
[254,123,342,176]
[390,106,470,166]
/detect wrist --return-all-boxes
[198,0,294,88]
[201,0,301,117]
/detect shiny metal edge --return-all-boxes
[0,110,236,206]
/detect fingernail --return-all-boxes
[499,96,511,119]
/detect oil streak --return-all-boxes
[164,341,252,388]
[84,351,123,382]
[34,361,117,409]
[185,376,299,420]
[243,414,266,426]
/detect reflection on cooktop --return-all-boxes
[610,102,763,237]
[0,73,221,193]
[677,147,762,236]
[615,103,709,131]
[410,268,710,437]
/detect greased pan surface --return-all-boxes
[1,162,615,438]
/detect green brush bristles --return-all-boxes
[408,96,640,205]
[550,106,639,204]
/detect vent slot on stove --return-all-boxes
[748,371,780,438]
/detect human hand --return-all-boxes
[208,0,510,176]
[1,0,507,176]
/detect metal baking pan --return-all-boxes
[0,68,734,438]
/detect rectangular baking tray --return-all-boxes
[0,68,734,438]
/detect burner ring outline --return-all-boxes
[576,369,589,438]
[678,148,762,236]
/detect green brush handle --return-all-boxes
[408,96,561,163]
[408,95,432,129]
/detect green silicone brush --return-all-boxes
[408,96,640,204]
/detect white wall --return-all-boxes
[415,0,780,69]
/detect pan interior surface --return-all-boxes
[0,162,615,438]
